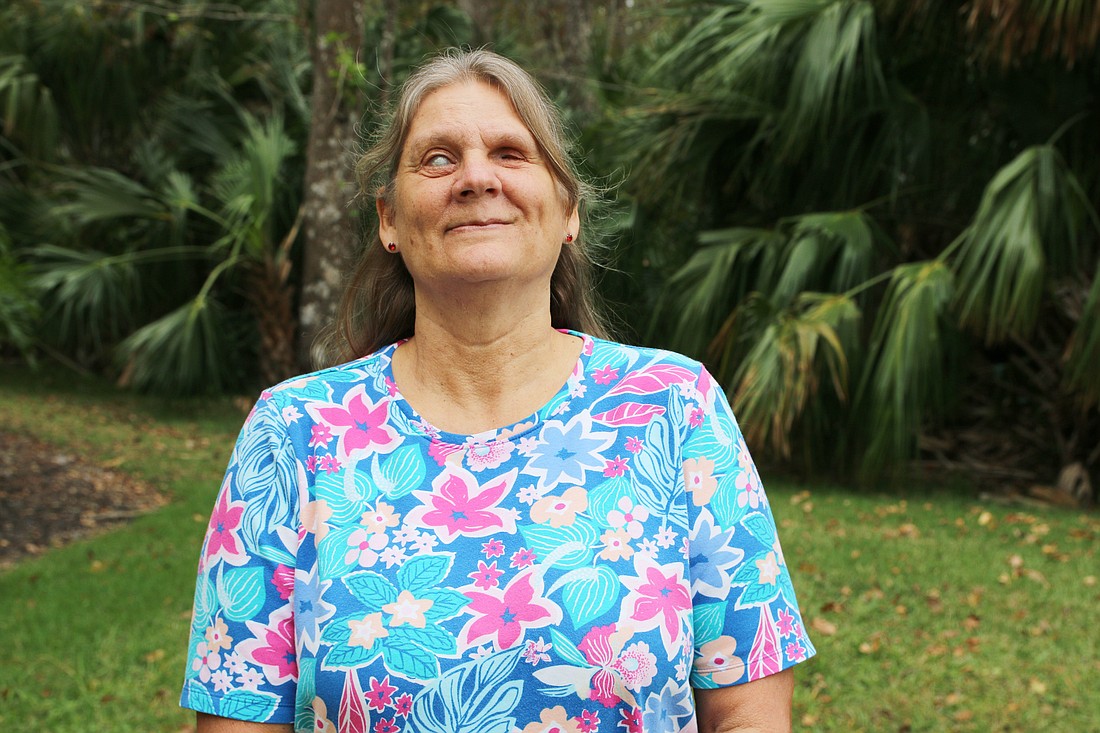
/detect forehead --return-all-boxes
[404,81,536,149]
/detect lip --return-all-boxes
[446,219,509,232]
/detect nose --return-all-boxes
[453,154,500,199]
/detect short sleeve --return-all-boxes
[180,393,301,723]
[682,366,815,687]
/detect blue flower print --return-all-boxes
[689,512,745,599]
[522,415,613,488]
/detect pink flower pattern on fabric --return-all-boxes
[181,333,814,731]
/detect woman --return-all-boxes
[182,49,814,733]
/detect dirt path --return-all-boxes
[0,431,167,568]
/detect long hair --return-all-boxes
[317,48,611,366]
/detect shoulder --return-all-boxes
[256,345,395,408]
[582,333,705,373]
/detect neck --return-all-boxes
[391,287,580,434]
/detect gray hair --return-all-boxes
[319,48,611,365]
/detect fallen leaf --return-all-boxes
[953,710,974,722]
[1029,678,1047,695]
[1084,576,1097,587]
[811,617,838,636]
[977,511,993,526]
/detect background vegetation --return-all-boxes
[3,0,1098,487]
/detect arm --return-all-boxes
[695,668,794,733]
[196,713,294,733]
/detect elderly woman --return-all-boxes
[182,49,814,733]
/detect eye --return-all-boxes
[424,153,453,168]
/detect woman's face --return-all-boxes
[378,81,578,300]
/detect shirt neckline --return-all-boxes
[381,330,593,445]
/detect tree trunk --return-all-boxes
[297,0,364,369]
[537,0,596,114]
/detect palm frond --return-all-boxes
[0,226,40,358]
[965,0,1100,68]
[116,295,237,394]
[51,167,169,225]
[726,291,861,458]
[951,145,1089,344]
[0,54,59,159]
[856,260,955,475]
[1063,261,1100,403]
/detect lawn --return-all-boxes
[0,365,1096,732]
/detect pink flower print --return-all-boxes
[192,641,221,683]
[698,636,745,684]
[598,528,634,561]
[613,642,657,692]
[688,405,705,427]
[510,547,537,568]
[469,560,504,590]
[576,710,600,733]
[618,707,643,733]
[204,616,232,653]
[239,606,297,686]
[362,501,400,534]
[589,667,622,707]
[463,571,556,649]
[482,538,505,558]
[374,719,399,733]
[607,496,649,538]
[394,692,413,717]
[627,565,691,646]
[305,455,318,473]
[345,529,387,568]
[312,385,401,459]
[384,376,400,397]
[776,608,796,638]
[428,438,463,466]
[602,455,629,478]
[785,640,807,663]
[592,365,619,385]
[203,481,247,566]
[273,564,294,601]
[682,457,718,506]
[364,675,397,712]
[464,438,514,472]
[625,437,643,454]
[319,455,341,474]
[407,467,518,543]
[736,469,765,509]
[577,624,616,666]
[309,423,332,448]
[530,487,588,528]
[521,636,552,665]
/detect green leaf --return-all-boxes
[420,588,469,622]
[548,565,620,627]
[549,627,589,668]
[216,566,266,622]
[343,571,398,609]
[322,641,385,670]
[390,623,456,655]
[219,690,279,721]
[397,554,453,594]
[692,602,728,647]
[382,635,438,679]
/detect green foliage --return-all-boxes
[620,0,1100,480]
[0,225,39,357]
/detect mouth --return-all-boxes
[446,219,509,233]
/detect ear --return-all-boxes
[377,195,397,249]
[566,206,580,240]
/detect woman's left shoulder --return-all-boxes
[582,333,706,374]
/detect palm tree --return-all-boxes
[618,0,1100,485]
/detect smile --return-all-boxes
[446,220,510,233]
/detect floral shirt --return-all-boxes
[180,333,815,732]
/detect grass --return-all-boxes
[1,364,1097,732]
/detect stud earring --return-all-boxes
[386,242,397,252]
[564,233,574,243]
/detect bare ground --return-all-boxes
[0,430,168,568]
